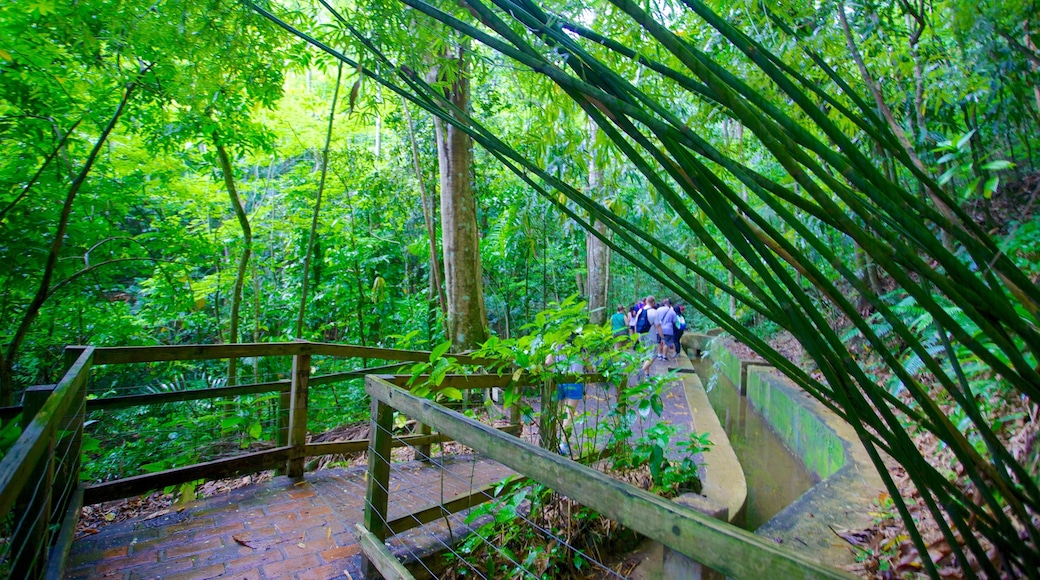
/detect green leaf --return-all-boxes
[25,0,55,15]
[141,461,168,473]
[638,398,652,418]
[248,422,263,439]
[955,130,975,150]
[981,160,1013,171]
[439,387,463,400]
[983,177,999,199]
[651,396,664,417]
[430,340,451,362]
[81,436,101,453]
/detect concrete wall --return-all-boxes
[634,348,747,579]
[677,357,748,528]
[707,337,885,567]
[745,371,845,481]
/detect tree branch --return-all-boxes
[0,116,84,225]
[4,79,138,390]
[45,257,186,300]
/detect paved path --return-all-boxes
[65,359,696,580]
[66,456,514,580]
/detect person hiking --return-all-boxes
[656,299,677,360]
[610,305,628,349]
[635,295,657,350]
[674,304,688,356]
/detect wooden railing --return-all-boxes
[0,341,503,580]
[359,375,855,580]
[0,347,93,579]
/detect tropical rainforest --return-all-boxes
[2,0,1040,577]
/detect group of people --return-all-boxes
[610,295,687,360]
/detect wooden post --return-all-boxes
[362,389,394,579]
[355,523,414,580]
[63,347,87,374]
[13,385,56,579]
[539,377,558,450]
[276,387,290,476]
[663,494,729,580]
[509,396,521,430]
[52,356,87,549]
[287,354,310,479]
[415,422,432,462]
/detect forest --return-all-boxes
[2,0,1040,577]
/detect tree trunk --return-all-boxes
[428,45,488,352]
[375,83,383,159]
[252,259,261,383]
[585,119,609,325]
[906,12,927,146]
[0,83,135,406]
[214,138,252,388]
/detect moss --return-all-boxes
[711,339,846,481]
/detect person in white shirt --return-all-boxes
[656,299,677,360]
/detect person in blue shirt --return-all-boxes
[610,305,628,349]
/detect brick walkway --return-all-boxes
[65,456,514,580]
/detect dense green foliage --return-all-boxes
[2,0,1040,576]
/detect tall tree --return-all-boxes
[428,43,488,351]
[585,119,609,325]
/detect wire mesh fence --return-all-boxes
[360,374,852,580]
[0,348,91,579]
[353,370,699,578]
[360,416,635,578]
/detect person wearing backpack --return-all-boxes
[635,296,656,349]
[674,305,688,357]
[628,303,639,338]
[656,299,677,360]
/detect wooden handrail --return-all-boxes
[0,347,93,518]
[3,341,525,579]
[86,380,291,411]
[363,375,854,580]
[86,341,496,366]
[84,447,291,505]
[0,347,93,579]
[83,363,418,411]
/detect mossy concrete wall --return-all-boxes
[705,335,742,381]
[707,339,843,480]
[634,346,747,579]
[707,337,885,566]
[745,371,845,481]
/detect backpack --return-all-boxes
[635,307,651,333]
[674,314,687,332]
